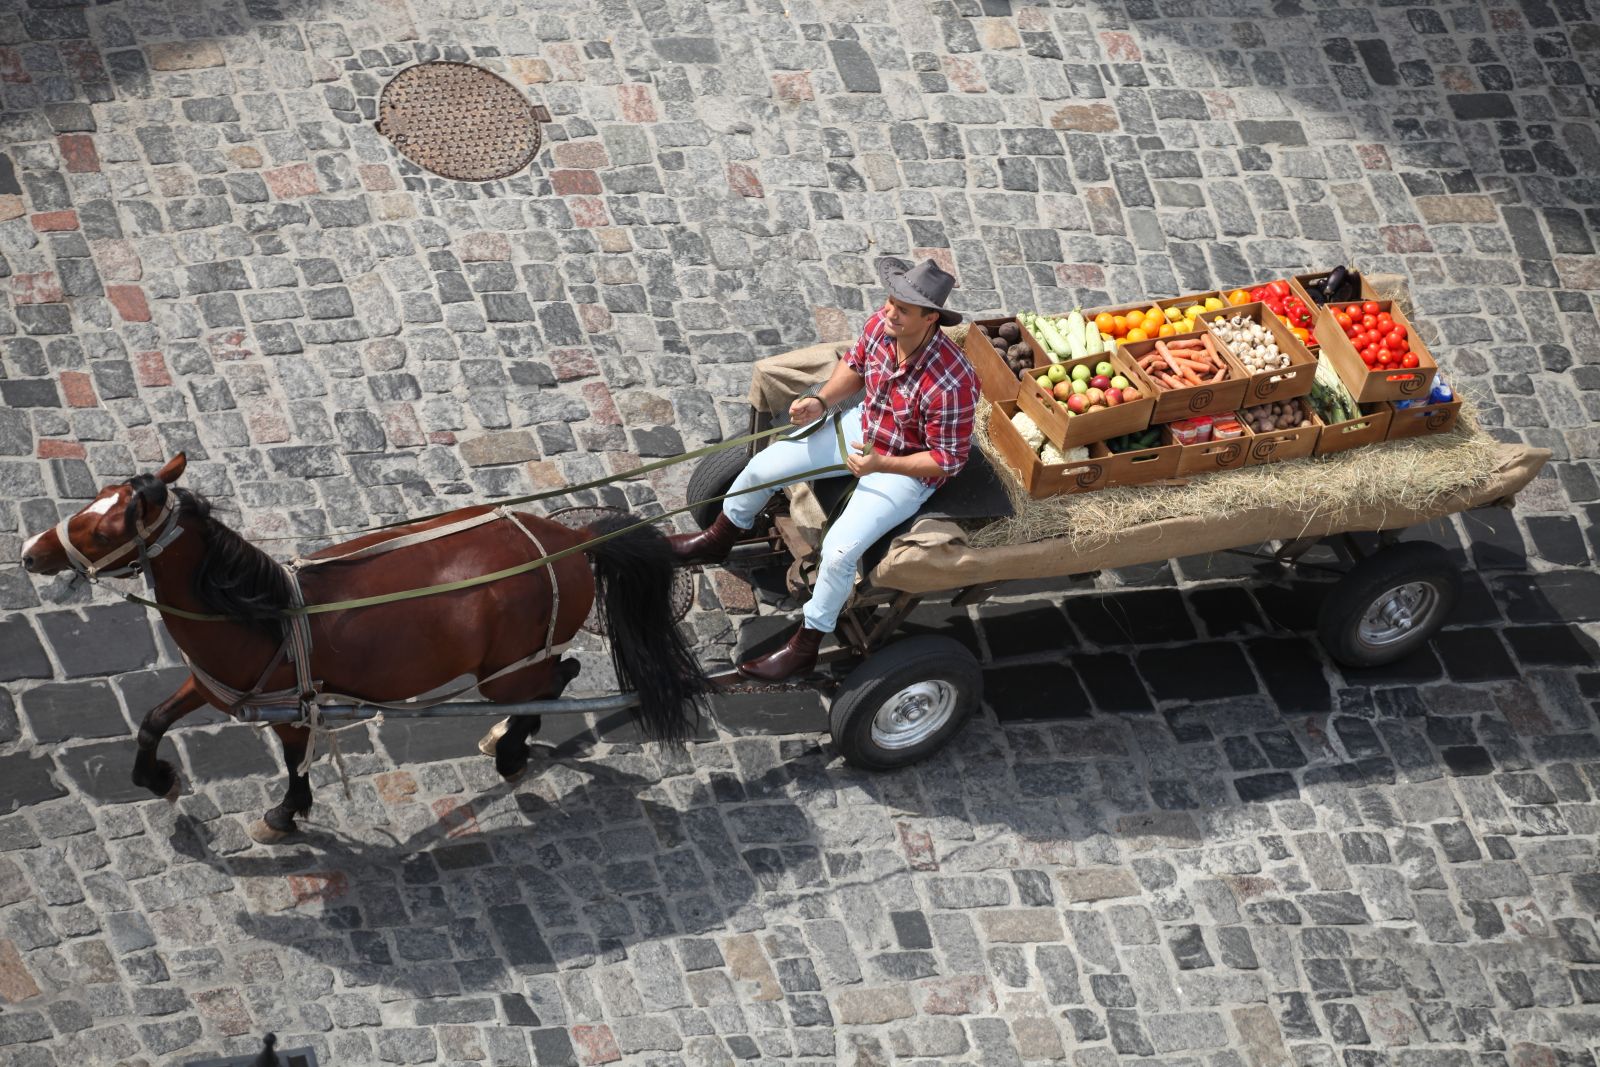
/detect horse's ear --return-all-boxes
[157,454,187,484]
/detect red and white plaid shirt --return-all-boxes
[844,309,979,487]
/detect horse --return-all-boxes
[19,454,711,843]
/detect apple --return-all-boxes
[1047,363,1068,384]
[1089,374,1111,391]
[1065,393,1087,414]
[1088,402,1107,413]
[1071,364,1091,382]
[1110,374,1130,390]
[1053,382,1074,402]
[1086,387,1105,406]
[1094,361,1114,377]
[1123,386,1142,402]
[1071,379,1089,395]
[1036,376,1051,391]
[1104,388,1122,406]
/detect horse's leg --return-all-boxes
[250,724,313,844]
[482,658,582,781]
[131,676,207,801]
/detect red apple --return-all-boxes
[1065,393,1088,414]
[1053,382,1074,402]
[1122,386,1142,402]
[1104,388,1122,406]
[1089,374,1111,391]
[1085,387,1105,406]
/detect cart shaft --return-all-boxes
[236,692,641,724]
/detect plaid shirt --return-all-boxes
[843,309,979,487]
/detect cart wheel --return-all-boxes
[829,635,981,770]
[686,447,751,531]
[1317,541,1460,668]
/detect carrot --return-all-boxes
[1155,340,1184,376]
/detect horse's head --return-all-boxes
[20,454,188,579]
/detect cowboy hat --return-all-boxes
[875,257,962,327]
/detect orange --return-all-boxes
[1110,315,1128,337]
[1158,323,1176,337]
[1125,327,1147,343]
[1094,312,1115,335]
[1143,311,1162,332]
[1227,289,1251,305]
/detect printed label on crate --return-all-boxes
[1397,375,1427,395]
[1187,389,1214,411]
[1249,437,1281,462]
[1071,462,1104,488]
[1424,410,1452,430]
[1213,441,1244,465]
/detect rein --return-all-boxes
[105,415,851,623]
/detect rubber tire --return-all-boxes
[1317,541,1460,668]
[685,447,751,531]
[829,635,981,771]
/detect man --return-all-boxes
[669,257,979,681]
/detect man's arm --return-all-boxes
[791,358,865,425]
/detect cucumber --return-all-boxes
[1063,310,1087,360]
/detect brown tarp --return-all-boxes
[745,343,1551,596]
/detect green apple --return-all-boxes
[1070,364,1091,382]
[1046,363,1068,384]
[1036,376,1051,391]
[1110,374,1130,390]
[1071,379,1088,395]
[1095,361,1114,377]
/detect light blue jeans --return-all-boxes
[723,403,936,633]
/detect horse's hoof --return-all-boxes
[163,775,182,804]
[478,718,510,758]
[247,818,294,844]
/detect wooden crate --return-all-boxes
[1316,300,1438,403]
[1014,323,1157,450]
[1288,268,1377,313]
[988,400,1109,499]
[1239,409,1322,466]
[964,317,1022,402]
[1384,397,1463,440]
[1097,436,1183,486]
[1122,331,1249,423]
[1313,402,1392,455]
[1197,301,1318,405]
[1163,423,1251,476]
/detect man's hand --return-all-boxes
[846,443,885,477]
[788,395,825,426]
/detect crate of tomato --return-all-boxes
[1318,299,1437,403]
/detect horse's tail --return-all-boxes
[585,516,710,745]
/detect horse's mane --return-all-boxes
[130,474,293,634]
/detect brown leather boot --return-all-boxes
[738,624,825,682]
[666,513,744,566]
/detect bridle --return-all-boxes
[55,484,185,582]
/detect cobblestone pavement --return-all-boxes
[3,0,1600,1063]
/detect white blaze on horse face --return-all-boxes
[85,495,118,517]
[21,529,45,556]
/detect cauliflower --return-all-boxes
[1040,442,1090,465]
[1010,411,1045,452]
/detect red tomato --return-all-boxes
[1385,334,1407,352]
[1360,314,1376,329]
[1401,353,1419,368]
[1375,314,1394,332]
[1362,301,1380,316]
[1335,312,1352,329]
[1360,348,1377,366]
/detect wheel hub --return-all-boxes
[871,680,956,750]
[1358,581,1438,648]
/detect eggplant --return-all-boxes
[1324,265,1349,304]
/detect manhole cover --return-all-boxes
[548,507,695,635]
[377,62,544,182]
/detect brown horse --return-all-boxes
[19,454,710,842]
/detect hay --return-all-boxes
[970,400,1500,552]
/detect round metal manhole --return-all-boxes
[548,507,695,636]
[377,62,542,182]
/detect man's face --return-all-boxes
[881,297,938,338]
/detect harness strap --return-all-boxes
[56,501,181,580]
[289,509,503,569]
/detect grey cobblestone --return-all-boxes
[1,0,1598,1063]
